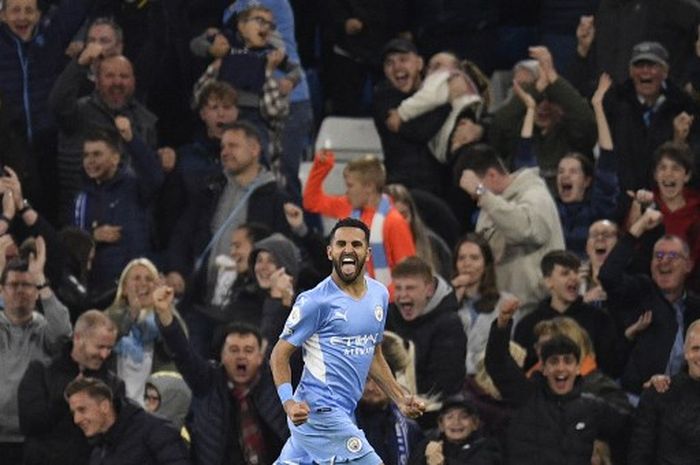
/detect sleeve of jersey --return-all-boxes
[377,287,390,344]
[280,292,323,347]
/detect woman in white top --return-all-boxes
[452,233,516,375]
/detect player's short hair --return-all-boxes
[328,218,371,245]
[344,154,386,190]
[540,250,581,277]
[391,256,433,283]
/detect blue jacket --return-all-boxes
[0,0,90,142]
[514,138,619,257]
[74,137,164,292]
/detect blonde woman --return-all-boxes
[105,258,187,403]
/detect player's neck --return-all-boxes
[332,273,367,299]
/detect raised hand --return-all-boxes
[591,72,612,107]
[673,112,694,143]
[157,147,177,173]
[513,79,536,109]
[283,202,304,230]
[152,285,175,326]
[398,394,426,419]
[78,42,104,66]
[28,236,47,284]
[114,116,133,142]
[497,296,519,328]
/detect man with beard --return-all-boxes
[0,246,72,464]
[50,50,158,223]
[18,310,124,465]
[270,217,425,465]
[152,287,288,465]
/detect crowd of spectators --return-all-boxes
[2,0,700,464]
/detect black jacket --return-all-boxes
[18,342,125,465]
[166,171,291,277]
[159,319,288,465]
[88,400,190,465]
[372,81,451,196]
[386,278,466,397]
[408,432,501,465]
[599,233,700,393]
[485,320,629,465]
[604,79,700,196]
[514,297,622,376]
[629,371,700,465]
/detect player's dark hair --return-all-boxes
[329,218,371,245]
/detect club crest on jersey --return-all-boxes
[346,437,363,453]
[288,306,301,326]
[374,305,383,322]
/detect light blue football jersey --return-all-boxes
[280,275,389,415]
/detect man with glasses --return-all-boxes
[0,241,72,464]
[599,207,700,396]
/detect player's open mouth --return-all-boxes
[340,255,357,274]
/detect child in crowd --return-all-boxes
[386,51,485,163]
[73,119,163,294]
[628,142,700,288]
[409,397,501,465]
[192,4,301,159]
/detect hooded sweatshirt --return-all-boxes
[146,371,192,430]
[387,276,466,396]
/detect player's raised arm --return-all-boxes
[369,343,425,419]
[270,339,310,425]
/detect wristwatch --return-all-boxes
[18,198,32,215]
[475,183,487,197]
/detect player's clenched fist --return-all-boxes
[284,400,310,426]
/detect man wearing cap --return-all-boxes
[372,38,453,196]
[599,41,700,208]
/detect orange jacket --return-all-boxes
[303,152,416,278]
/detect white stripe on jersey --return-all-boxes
[304,333,326,383]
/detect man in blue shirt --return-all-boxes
[270,217,424,465]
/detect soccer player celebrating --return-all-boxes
[270,217,425,465]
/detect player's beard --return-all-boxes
[332,252,366,284]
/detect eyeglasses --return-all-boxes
[653,251,687,261]
[3,281,36,291]
[144,394,160,402]
[246,16,276,30]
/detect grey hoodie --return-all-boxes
[146,371,192,429]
